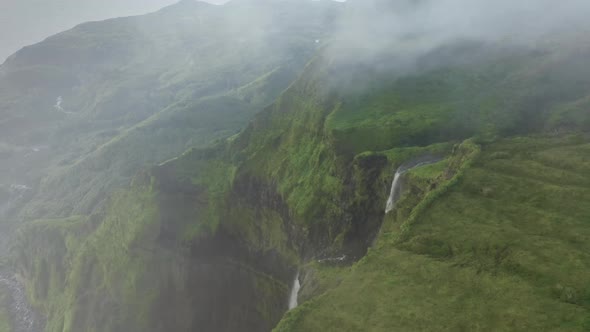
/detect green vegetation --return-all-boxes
[298,262,350,304]
[20,74,274,220]
[327,46,590,155]
[275,135,590,331]
[8,7,590,332]
[15,186,160,331]
[14,215,89,314]
[1,0,342,221]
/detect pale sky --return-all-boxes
[0,0,228,63]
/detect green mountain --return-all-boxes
[0,0,342,220]
[4,1,590,332]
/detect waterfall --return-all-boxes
[54,96,63,111]
[385,169,404,213]
[53,96,74,114]
[385,157,444,214]
[288,272,301,310]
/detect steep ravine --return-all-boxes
[274,135,590,331]
[0,186,44,332]
[285,155,448,316]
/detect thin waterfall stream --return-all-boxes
[385,170,403,213]
[288,272,301,310]
[385,157,444,214]
[285,157,443,314]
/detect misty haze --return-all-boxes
[1,0,590,331]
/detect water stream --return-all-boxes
[317,255,347,264]
[385,170,403,213]
[288,272,301,310]
[385,156,443,214]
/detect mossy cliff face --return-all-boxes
[276,135,590,332]
[14,176,292,332]
[13,56,431,331]
[14,40,590,331]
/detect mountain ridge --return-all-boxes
[3,1,590,332]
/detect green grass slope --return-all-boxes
[276,135,590,331]
[19,66,296,219]
[326,42,590,155]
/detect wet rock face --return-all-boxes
[0,271,44,332]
